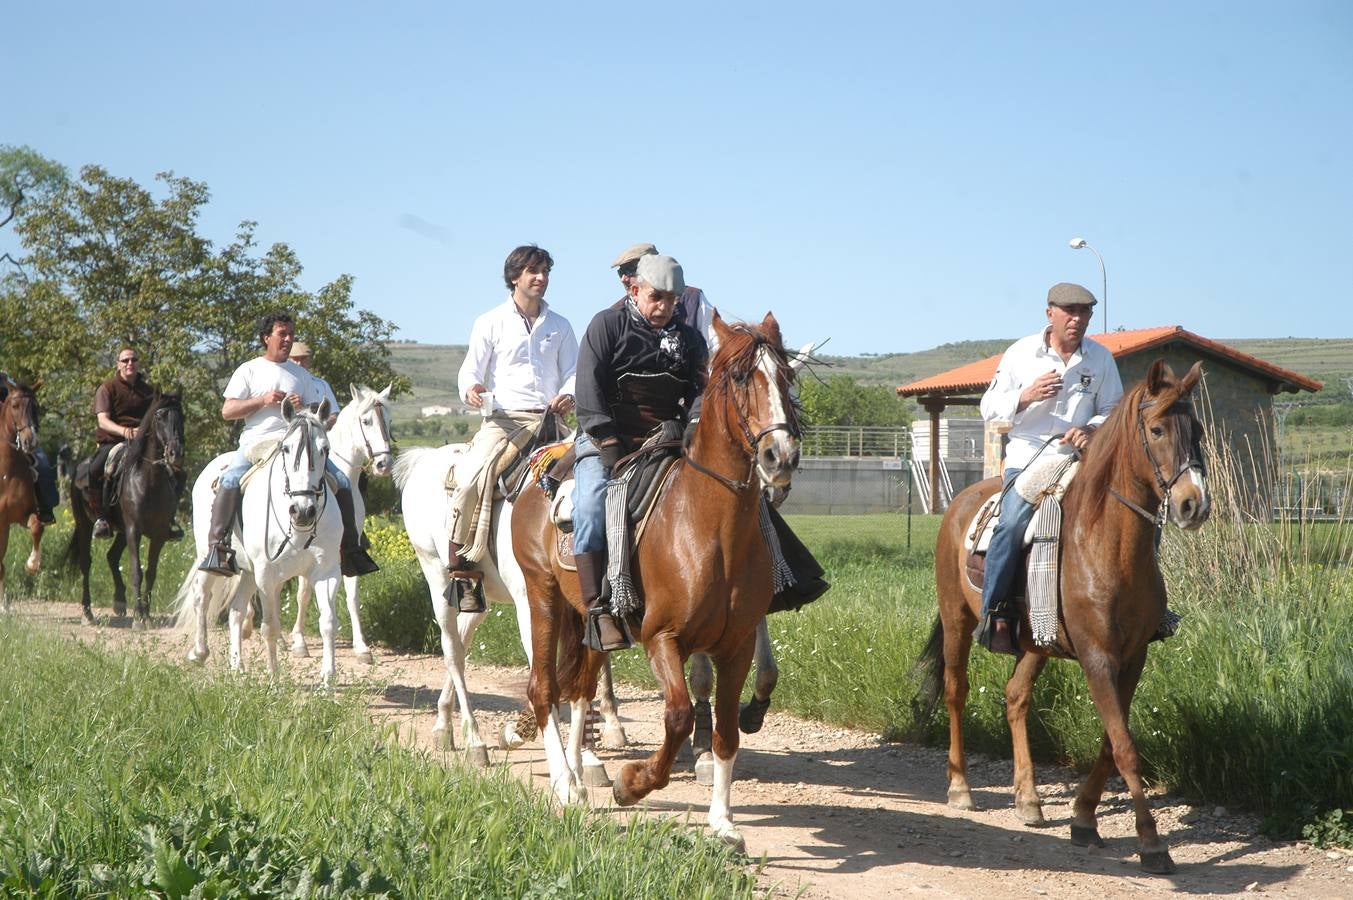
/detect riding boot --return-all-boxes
[336,485,380,577]
[578,550,632,652]
[199,485,241,576]
[767,504,830,612]
[443,540,486,613]
[92,471,116,538]
[166,468,186,540]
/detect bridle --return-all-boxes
[331,398,394,473]
[2,391,39,453]
[684,340,800,493]
[264,413,330,559]
[142,404,185,472]
[1110,398,1206,529]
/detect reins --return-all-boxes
[262,415,329,561]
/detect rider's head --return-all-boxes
[629,254,685,328]
[115,346,140,384]
[289,341,314,371]
[1045,283,1096,353]
[612,242,658,293]
[258,313,295,362]
[503,244,553,294]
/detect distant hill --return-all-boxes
[388,337,1352,417]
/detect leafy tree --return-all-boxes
[0,158,409,471]
[0,144,68,268]
[798,375,912,428]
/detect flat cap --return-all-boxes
[1047,282,1098,308]
[636,254,685,295]
[289,341,314,358]
[611,242,658,268]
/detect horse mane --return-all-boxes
[703,318,792,416]
[126,393,180,458]
[1071,368,1187,527]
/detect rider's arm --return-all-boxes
[458,312,495,405]
[96,412,132,439]
[574,310,618,445]
[222,394,275,420]
[1088,349,1125,427]
[980,347,1025,425]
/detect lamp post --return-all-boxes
[1069,237,1107,332]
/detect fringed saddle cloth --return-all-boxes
[963,455,1079,652]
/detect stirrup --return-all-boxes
[583,607,634,653]
[444,571,486,613]
[199,544,239,576]
[974,614,1016,656]
[92,519,113,539]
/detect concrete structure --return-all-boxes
[897,326,1323,517]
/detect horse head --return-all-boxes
[336,383,395,477]
[146,392,186,471]
[705,312,802,489]
[1,382,41,454]
[279,398,331,529]
[1136,360,1210,530]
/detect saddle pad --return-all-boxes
[104,442,127,477]
[549,463,680,573]
[210,440,281,494]
[963,494,1001,554]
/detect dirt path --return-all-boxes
[24,601,1352,899]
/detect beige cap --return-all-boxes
[1047,283,1098,308]
[289,341,314,359]
[611,242,658,268]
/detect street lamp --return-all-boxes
[1069,237,1108,333]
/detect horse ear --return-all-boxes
[282,397,298,421]
[350,383,361,401]
[380,382,393,399]
[1146,359,1175,395]
[789,341,816,375]
[1179,361,1204,396]
[711,311,731,341]
[32,377,44,392]
[317,398,332,421]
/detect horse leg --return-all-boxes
[527,595,586,805]
[942,609,978,810]
[449,605,490,765]
[708,635,758,851]
[343,575,374,664]
[1006,651,1050,825]
[592,657,628,749]
[739,616,777,734]
[24,510,42,575]
[125,529,145,629]
[290,575,313,658]
[614,634,692,808]
[107,533,128,618]
[226,584,248,673]
[1076,649,1173,873]
[75,519,95,624]
[0,537,7,612]
[186,572,211,665]
[689,652,714,782]
[139,540,163,628]
[255,576,285,680]
[310,575,340,686]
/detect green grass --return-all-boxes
[0,616,757,898]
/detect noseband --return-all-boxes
[1111,398,1206,528]
[332,400,394,472]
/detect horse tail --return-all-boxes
[170,565,202,637]
[555,602,588,703]
[61,473,90,575]
[392,446,434,492]
[906,615,946,741]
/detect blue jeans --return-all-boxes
[979,468,1035,620]
[33,447,58,511]
[572,433,610,554]
[220,449,350,491]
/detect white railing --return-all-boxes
[800,425,912,458]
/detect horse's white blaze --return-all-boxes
[1189,467,1210,515]
[754,345,797,483]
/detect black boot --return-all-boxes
[443,540,485,612]
[578,550,632,652]
[92,473,114,538]
[336,485,379,577]
[767,504,830,612]
[166,468,186,540]
[199,485,241,576]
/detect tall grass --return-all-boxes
[0,617,756,898]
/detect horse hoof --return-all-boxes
[433,726,455,751]
[465,745,490,768]
[947,787,977,811]
[600,724,628,750]
[715,827,746,854]
[612,778,639,808]
[354,650,375,665]
[24,561,40,576]
[695,752,715,786]
[186,649,207,666]
[82,609,95,626]
[582,763,611,787]
[1015,799,1047,827]
[1140,848,1176,874]
[498,724,525,751]
[131,618,147,633]
[1070,824,1105,848]
[739,696,771,734]
[289,642,310,659]
[113,603,127,618]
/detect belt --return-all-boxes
[502,408,547,414]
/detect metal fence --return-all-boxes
[799,425,911,458]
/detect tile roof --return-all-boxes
[896,326,1323,397]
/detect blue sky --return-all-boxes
[8,1,1351,354]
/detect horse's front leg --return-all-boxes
[305,572,339,686]
[107,532,128,618]
[290,575,313,657]
[1006,650,1050,825]
[124,530,146,629]
[186,572,211,665]
[708,633,757,852]
[739,616,778,734]
[1075,648,1173,873]
[614,634,692,808]
[139,540,164,628]
[0,539,8,612]
[688,652,715,783]
[527,596,585,805]
[24,510,43,575]
[342,575,373,664]
[226,585,249,674]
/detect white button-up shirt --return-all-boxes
[458,299,578,411]
[980,329,1124,470]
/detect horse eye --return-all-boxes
[1150,426,1164,438]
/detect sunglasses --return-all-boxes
[118,357,139,364]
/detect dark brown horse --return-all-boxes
[0,382,45,611]
[70,393,185,627]
[512,313,800,850]
[917,359,1209,873]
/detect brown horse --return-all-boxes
[0,382,46,611]
[512,312,800,850]
[918,359,1209,874]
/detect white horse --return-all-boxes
[393,443,628,772]
[173,402,345,684]
[288,384,395,664]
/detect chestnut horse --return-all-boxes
[0,382,45,611]
[917,360,1209,873]
[70,392,185,627]
[512,313,800,850]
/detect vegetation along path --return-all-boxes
[19,600,1352,899]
